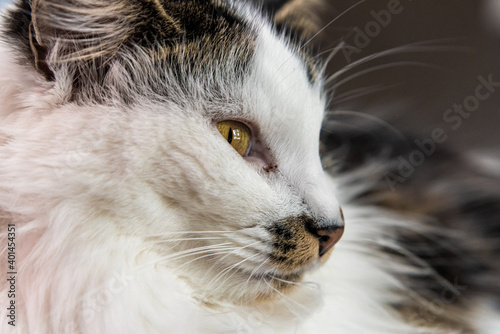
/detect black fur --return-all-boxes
[3,1,34,67]
[133,0,251,47]
[2,0,257,103]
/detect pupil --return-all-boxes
[228,127,233,144]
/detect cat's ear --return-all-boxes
[24,0,182,80]
[262,0,325,41]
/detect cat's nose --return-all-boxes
[307,208,345,256]
[316,226,344,256]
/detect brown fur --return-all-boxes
[268,215,319,273]
[274,0,324,40]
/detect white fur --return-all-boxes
[0,3,498,334]
[471,299,500,334]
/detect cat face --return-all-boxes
[2,0,343,305]
[135,28,344,303]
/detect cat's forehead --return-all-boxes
[136,0,248,42]
[4,0,321,105]
[136,0,325,138]
[243,27,325,143]
[136,0,320,94]
[133,0,257,69]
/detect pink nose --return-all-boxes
[308,208,345,256]
[317,226,344,256]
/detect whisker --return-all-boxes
[326,41,470,85]
[268,275,303,287]
[316,41,348,76]
[172,249,238,273]
[300,0,368,50]
[327,61,452,89]
[263,280,307,319]
[150,237,226,242]
[323,109,406,141]
[62,243,235,316]
[160,247,238,264]
[244,257,270,289]
[273,0,368,78]
[216,240,261,263]
[205,241,262,275]
[137,243,234,269]
[213,254,262,292]
[268,275,320,290]
[208,253,261,293]
[145,230,234,235]
[331,84,401,105]
[312,41,347,62]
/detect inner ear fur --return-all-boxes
[273,0,325,41]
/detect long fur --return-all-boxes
[0,1,499,333]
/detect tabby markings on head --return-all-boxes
[4,0,256,102]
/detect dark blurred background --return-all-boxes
[259,0,500,154]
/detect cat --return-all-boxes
[0,0,499,333]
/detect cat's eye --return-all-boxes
[216,121,251,156]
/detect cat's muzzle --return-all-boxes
[268,210,344,274]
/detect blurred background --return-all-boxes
[261,0,500,156]
[318,0,500,154]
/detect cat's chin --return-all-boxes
[194,259,326,308]
[194,267,324,326]
[198,273,305,308]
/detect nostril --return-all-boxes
[319,235,330,243]
[303,213,345,256]
[317,226,344,256]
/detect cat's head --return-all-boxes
[2,0,343,305]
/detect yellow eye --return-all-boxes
[216,120,251,156]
